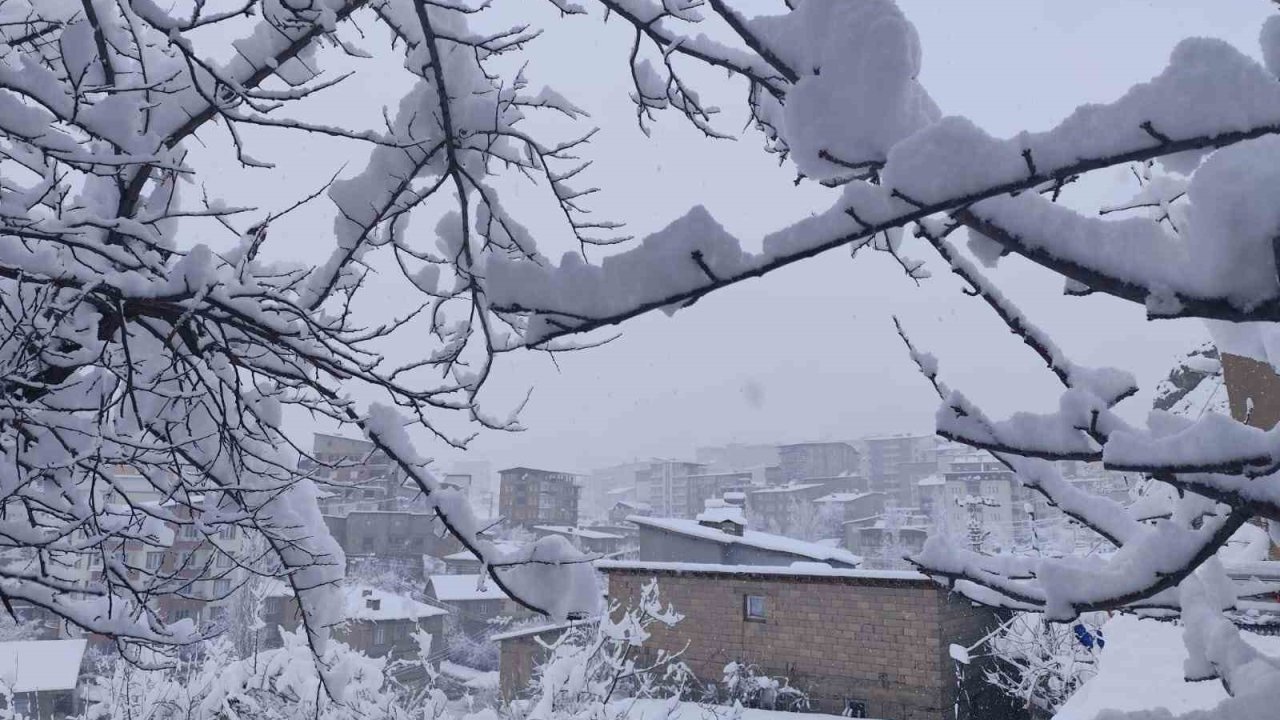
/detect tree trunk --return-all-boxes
[1220,353,1280,559]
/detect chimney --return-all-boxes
[696,497,746,536]
[366,598,381,611]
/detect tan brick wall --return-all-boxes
[606,569,998,720]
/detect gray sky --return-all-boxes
[193,1,1273,476]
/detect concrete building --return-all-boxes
[0,639,88,720]
[777,442,861,483]
[607,499,653,525]
[636,460,708,518]
[262,584,448,667]
[323,509,462,577]
[694,443,781,472]
[863,435,940,506]
[532,525,626,556]
[498,467,580,529]
[684,471,756,520]
[746,482,835,534]
[303,433,418,513]
[427,574,525,636]
[599,562,1001,720]
[814,492,887,523]
[630,515,861,568]
[581,461,652,522]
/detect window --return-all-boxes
[180,523,199,539]
[217,525,237,540]
[174,607,193,622]
[265,597,283,617]
[145,552,163,570]
[216,552,233,569]
[213,579,231,596]
[744,594,767,621]
[373,623,388,645]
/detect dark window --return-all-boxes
[744,595,767,621]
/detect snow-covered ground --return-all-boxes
[618,699,877,720]
[1054,615,1280,719]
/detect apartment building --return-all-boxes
[498,467,580,529]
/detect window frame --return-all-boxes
[743,594,767,622]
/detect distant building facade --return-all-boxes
[498,467,580,529]
[262,584,448,669]
[303,433,420,513]
[863,435,940,505]
[324,509,461,576]
[636,460,708,518]
[777,442,861,483]
[600,562,1002,720]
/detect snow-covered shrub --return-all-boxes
[518,579,694,720]
[711,661,809,713]
[976,612,1106,715]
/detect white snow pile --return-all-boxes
[1054,615,1280,720]
[748,0,940,181]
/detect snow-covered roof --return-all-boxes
[0,639,87,692]
[489,617,598,643]
[598,560,924,582]
[343,586,448,621]
[612,499,651,510]
[916,475,945,487]
[695,505,746,525]
[534,525,624,540]
[428,574,510,603]
[442,542,523,562]
[748,482,825,495]
[262,581,448,621]
[628,516,862,566]
[814,491,880,504]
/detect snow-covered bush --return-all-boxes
[518,579,694,720]
[973,612,1106,715]
[711,661,809,713]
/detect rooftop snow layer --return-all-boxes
[429,574,511,603]
[597,559,925,582]
[0,639,87,692]
[628,516,868,567]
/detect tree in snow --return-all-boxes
[476,3,1280,717]
[517,579,694,720]
[0,0,613,683]
[963,611,1107,716]
[80,626,448,720]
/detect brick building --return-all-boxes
[498,467,580,529]
[492,618,597,701]
[599,562,1000,720]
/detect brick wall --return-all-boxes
[605,567,998,720]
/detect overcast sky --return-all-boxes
[195,1,1274,477]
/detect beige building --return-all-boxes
[598,561,1000,720]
